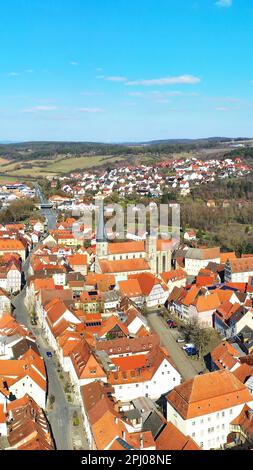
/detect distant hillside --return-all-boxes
[0,137,252,162]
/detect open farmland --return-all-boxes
[0,154,125,179]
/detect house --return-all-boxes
[0,239,26,261]
[184,247,221,277]
[229,404,253,446]
[107,346,181,402]
[210,341,246,372]
[68,340,107,393]
[0,350,47,409]
[214,303,253,339]
[166,370,253,449]
[68,253,88,276]
[43,298,81,349]
[118,279,143,306]
[160,269,187,294]
[225,258,253,283]
[5,395,54,450]
[81,381,155,450]
[118,272,168,308]
[189,291,222,327]
[97,315,129,340]
[184,230,197,242]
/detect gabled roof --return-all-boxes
[98,315,129,338]
[194,292,221,312]
[230,404,253,440]
[166,370,252,419]
[185,247,220,260]
[211,341,241,371]
[228,257,253,274]
[233,363,253,384]
[118,279,142,298]
[6,395,54,450]
[156,421,201,450]
[160,268,186,284]
[99,258,150,274]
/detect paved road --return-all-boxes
[34,182,57,230]
[148,313,204,380]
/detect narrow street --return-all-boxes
[148,313,205,380]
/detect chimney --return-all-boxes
[140,433,143,450]
[122,430,126,440]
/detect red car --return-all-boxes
[167,319,177,328]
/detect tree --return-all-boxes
[179,317,212,358]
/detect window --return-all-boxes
[192,433,195,438]
[192,421,196,426]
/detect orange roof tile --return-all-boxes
[156,421,200,450]
[166,370,252,419]
[99,258,150,274]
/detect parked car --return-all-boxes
[176,338,185,343]
[185,347,198,356]
[46,351,53,358]
[183,343,195,350]
[167,319,177,328]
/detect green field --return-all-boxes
[0,154,125,179]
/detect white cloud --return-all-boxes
[70,61,79,66]
[23,105,58,113]
[127,92,144,96]
[215,106,229,111]
[7,72,20,77]
[80,91,103,96]
[215,0,232,7]
[104,76,128,82]
[125,75,201,86]
[155,99,172,104]
[78,107,104,113]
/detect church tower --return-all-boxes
[146,230,157,274]
[95,194,108,273]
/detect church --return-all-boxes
[94,199,173,282]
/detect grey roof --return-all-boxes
[123,409,142,420]
[132,396,157,413]
[142,410,166,439]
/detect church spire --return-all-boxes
[95,194,107,242]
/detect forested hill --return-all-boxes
[0,137,252,161]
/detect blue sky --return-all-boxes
[1,0,253,142]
